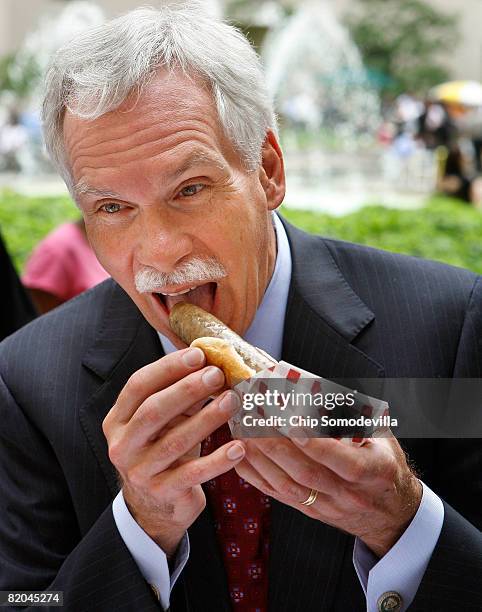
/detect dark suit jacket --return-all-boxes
[1,217,481,611]
[0,230,36,341]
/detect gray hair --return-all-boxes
[41,1,278,192]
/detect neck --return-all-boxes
[258,214,278,308]
[267,214,278,280]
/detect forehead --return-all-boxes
[63,69,237,180]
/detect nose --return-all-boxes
[135,210,193,272]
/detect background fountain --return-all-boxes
[262,1,405,213]
[0,0,432,206]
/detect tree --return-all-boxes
[0,52,41,100]
[344,0,459,97]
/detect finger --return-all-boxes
[236,456,345,528]
[242,441,308,503]
[184,397,212,417]
[161,417,202,465]
[143,390,241,474]
[161,440,246,494]
[252,437,342,496]
[290,436,381,483]
[175,442,202,465]
[122,366,225,449]
[107,347,206,425]
[234,458,278,498]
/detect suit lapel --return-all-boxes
[78,281,230,610]
[268,219,383,610]
[280,217,383,379]
[79,282,163,496]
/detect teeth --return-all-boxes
[159,286,196,297]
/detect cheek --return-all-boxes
[210,215,253,270]
[85,223,131,278]
[212,201,268,278]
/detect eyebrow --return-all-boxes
[172,150,228,178]
[73,150,227,200]
[73,179,123,200]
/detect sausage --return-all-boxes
[169,302,277,387]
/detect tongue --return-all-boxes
[165,282,215,313]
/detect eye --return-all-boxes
[100,202,123,214]
[178,183,205,197]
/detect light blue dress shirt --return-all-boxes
[113,213,444,610]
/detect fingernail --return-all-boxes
[182,347,205,368]
[219,391,240,413]
[227,442,245,460]
[202,366,224,389]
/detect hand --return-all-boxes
[235,433,422,557]
[102,347,246,556]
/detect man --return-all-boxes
[0,4,481,611]
[0,230,37,340]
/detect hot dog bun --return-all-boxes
[169,302,277,387]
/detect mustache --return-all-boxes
[135,256,227,293]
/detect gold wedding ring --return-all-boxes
[300,488,318,506]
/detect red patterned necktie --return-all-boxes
[201,422,271,611]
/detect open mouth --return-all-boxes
[155,281,217,315]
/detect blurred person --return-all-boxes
[437,142,482,207]
[377,120,396,146]
[418,101,482,204]
[472,135,482,173]
[22,218,109,313]
[416,100,455,150]
[454,106,482,173]
[394,93,423,127]
[393,92,424,138]
[0,5,481,612]
[0,110,28,172]
[384,94,423,188]
[0,230,36,340]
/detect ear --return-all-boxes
[259,130,286,211]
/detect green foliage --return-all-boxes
[0,190,79,272]
[0,191,480,276]
[345,0,458,96]
[0,52,41,99]
[0,54,14,92]
[282,197,482,274]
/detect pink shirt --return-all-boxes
[22,222,109,301]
